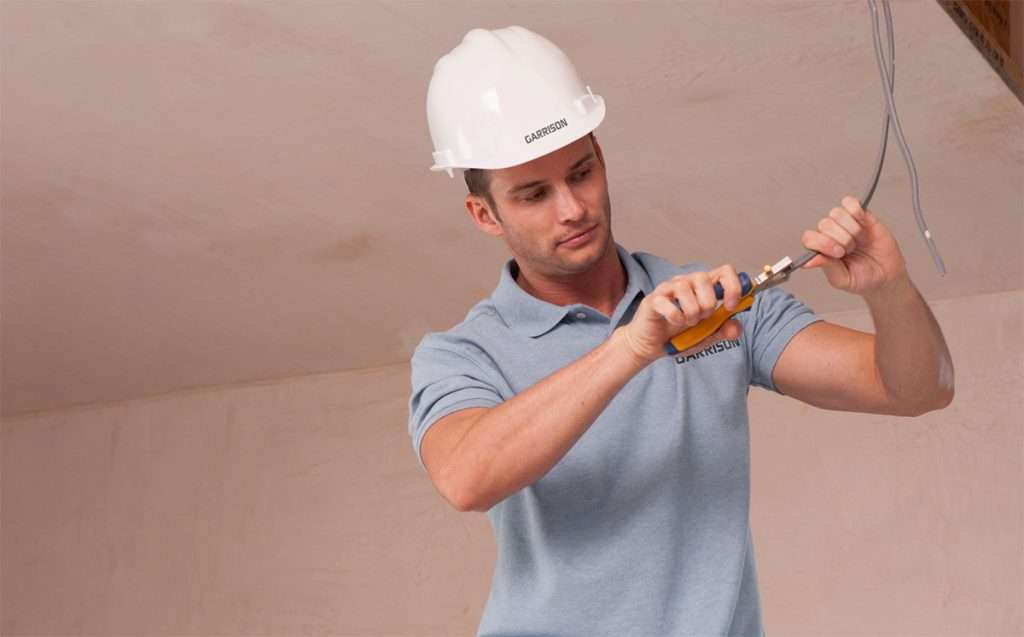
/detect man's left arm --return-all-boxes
[771,196,955,416]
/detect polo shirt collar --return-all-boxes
[492,242,654,338]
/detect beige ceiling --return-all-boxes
[2,0,1022,417]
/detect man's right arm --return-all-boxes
[420,266,745,513]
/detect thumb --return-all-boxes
[821,256,852,289]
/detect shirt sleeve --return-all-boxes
[741,286,822,394]
[408,335,504,470]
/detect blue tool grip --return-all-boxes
[713,272,752,300]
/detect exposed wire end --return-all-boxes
[925,234,948,275]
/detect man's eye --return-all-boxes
[524,190,546,202]
[571,169,592,182]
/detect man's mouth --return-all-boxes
[559,225,597,246]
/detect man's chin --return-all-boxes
[555,237,610,272]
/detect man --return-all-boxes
[409,26,953,636]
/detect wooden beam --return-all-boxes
[1010,0,1024,67]
[937,0,1024,105]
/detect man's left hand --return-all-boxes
[801,195,908,297]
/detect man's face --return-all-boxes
[468,134,613,279]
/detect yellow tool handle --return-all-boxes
[664,293,754,355]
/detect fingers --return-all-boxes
[820,216,855,254]
[711,263,742,311]
[648,278,694,329]
[840,195,874,225]
[651,294,691,328]
[650,267,739,328]
[689,272,717,320]
[801,197,868,263]
[801,228,846,261]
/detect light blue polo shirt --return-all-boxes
[408,243,820,636]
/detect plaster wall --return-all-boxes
[2,289,1021,635]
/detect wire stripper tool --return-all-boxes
[662,250,816,356]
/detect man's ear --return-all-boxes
[464,194,503,237]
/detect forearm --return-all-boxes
[864,274,954,414]
[447,327,649,511]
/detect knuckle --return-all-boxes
[671,282,691,298]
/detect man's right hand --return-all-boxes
[620,264,746,365]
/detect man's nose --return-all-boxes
[554,184,585,223]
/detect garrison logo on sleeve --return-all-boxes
[674,339,741,365]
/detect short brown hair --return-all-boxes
[464,168,499,220]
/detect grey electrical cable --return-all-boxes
[869,0,947,274]
[859,0,895,210]
[792,0,946,275]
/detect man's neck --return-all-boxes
[514,242,627,318]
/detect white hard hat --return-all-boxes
[426,26,606,177]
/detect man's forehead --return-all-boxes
[493,137,596,193]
